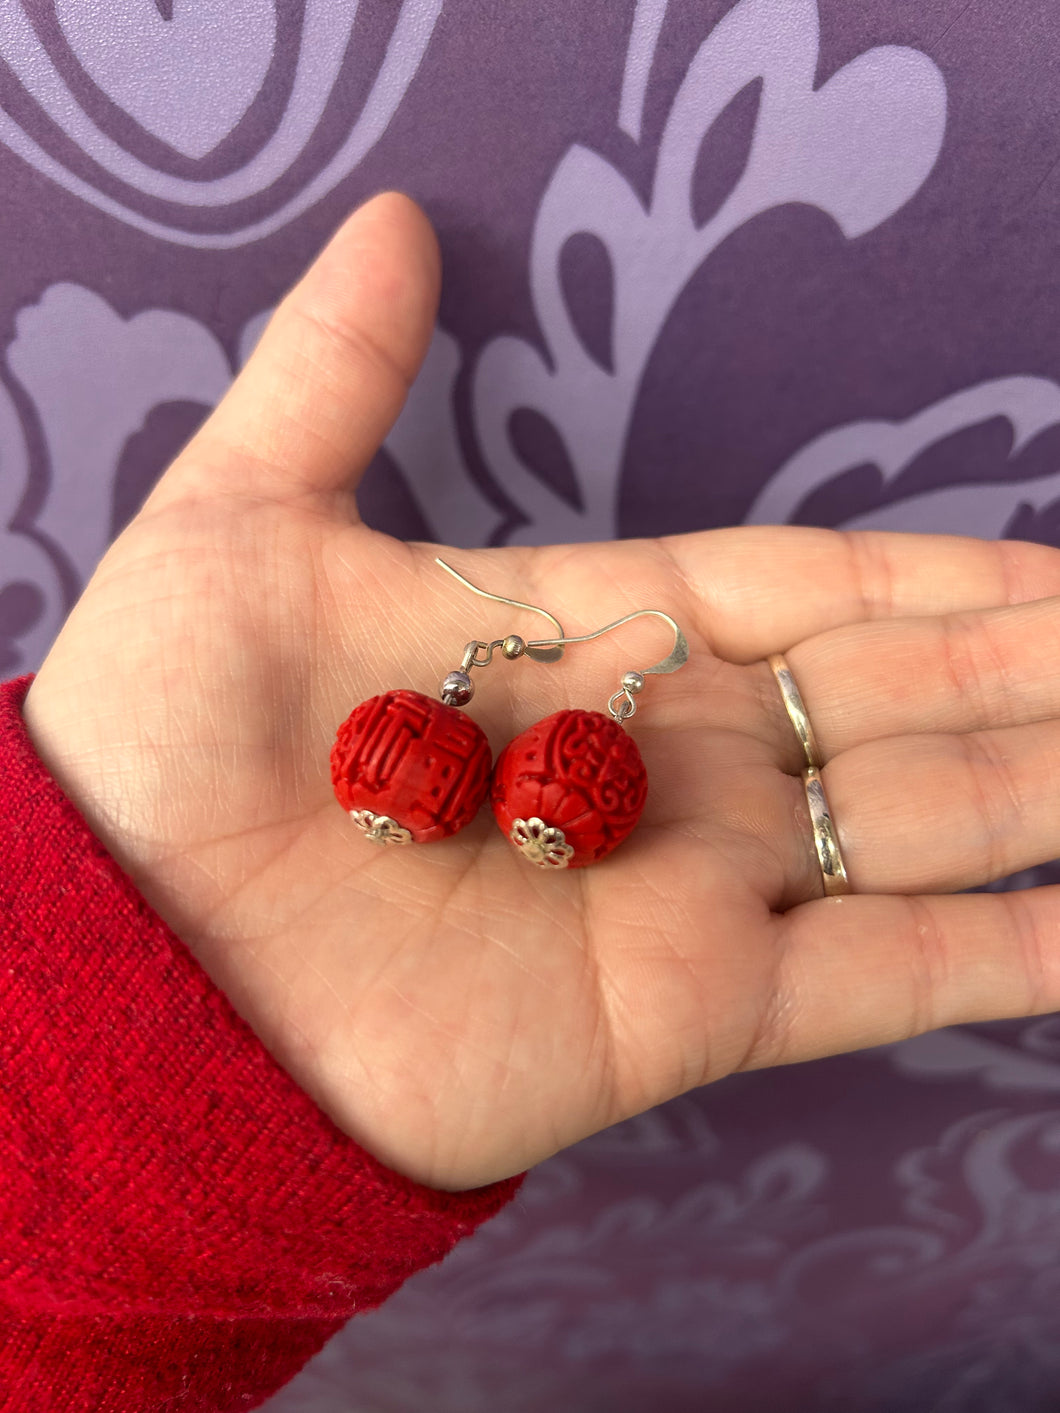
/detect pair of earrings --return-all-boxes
[330,559,689,869]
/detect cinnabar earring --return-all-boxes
[491,616,688,869]
[436,560,690,870]
[330,558,689,866]
[330,686,490,845]
[329,565,567,847]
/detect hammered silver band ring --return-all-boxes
[767,652,822,769]
[802,765,851,897]
[769,652,851,897]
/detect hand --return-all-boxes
[22,194,1060,1190]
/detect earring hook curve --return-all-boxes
[435,557,688,680]
[527,611,689,679]
[435,558,565,662]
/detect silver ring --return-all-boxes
[768,652,821,769]
[803,766,851,896]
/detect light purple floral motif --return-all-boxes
[56,0,276,160]
[7,283,232,585]
[0,277,504,674]
[0,372,65,672]
[382,328,500,547]
[770,1107,1060,1340]
[471,0,946,543]
[872,1016,1060,1098]
[0,0,441,246]
[265,1097,1060,1411]
[0,282,289,673]
[747,375,1060,540]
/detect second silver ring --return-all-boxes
[803,765,851,896]
[767,652,822,769]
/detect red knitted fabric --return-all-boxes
[0,674,521,1412]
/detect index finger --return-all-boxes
[660,527,1060,661]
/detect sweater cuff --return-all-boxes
[0,672,521,1324]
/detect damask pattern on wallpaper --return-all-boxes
[0,0,441,244]
[4,2,1060,1409]
[265,1053,1060,1412]
[6,0,1060,677]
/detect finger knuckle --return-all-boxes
[901,895,950,1038]
[957,731,1024,880]
[937,611,1015,725]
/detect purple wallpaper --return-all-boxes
[3,1,1060,1407]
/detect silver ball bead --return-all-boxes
[501,634,526,660]
[621,670,646,695]
[441,670,474,706]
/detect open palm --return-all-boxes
[23,195,1060,1190]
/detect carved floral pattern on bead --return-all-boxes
[491,709,648,868]
[331,689,492,844]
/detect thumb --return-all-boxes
[149,190,441,513]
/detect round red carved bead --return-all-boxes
[331,689,492,843]
[490,708,648,868]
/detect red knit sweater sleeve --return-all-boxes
[0,673,522,1413]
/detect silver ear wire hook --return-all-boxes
[527,612,689,720]
[526,611,689,676]
[434,558,689,721]
[435,558,565,664]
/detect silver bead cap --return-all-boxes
[349,810,412,845]
[510,817,575,868]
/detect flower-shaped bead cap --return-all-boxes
[510,817,576,868]
[349,809,412,846]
